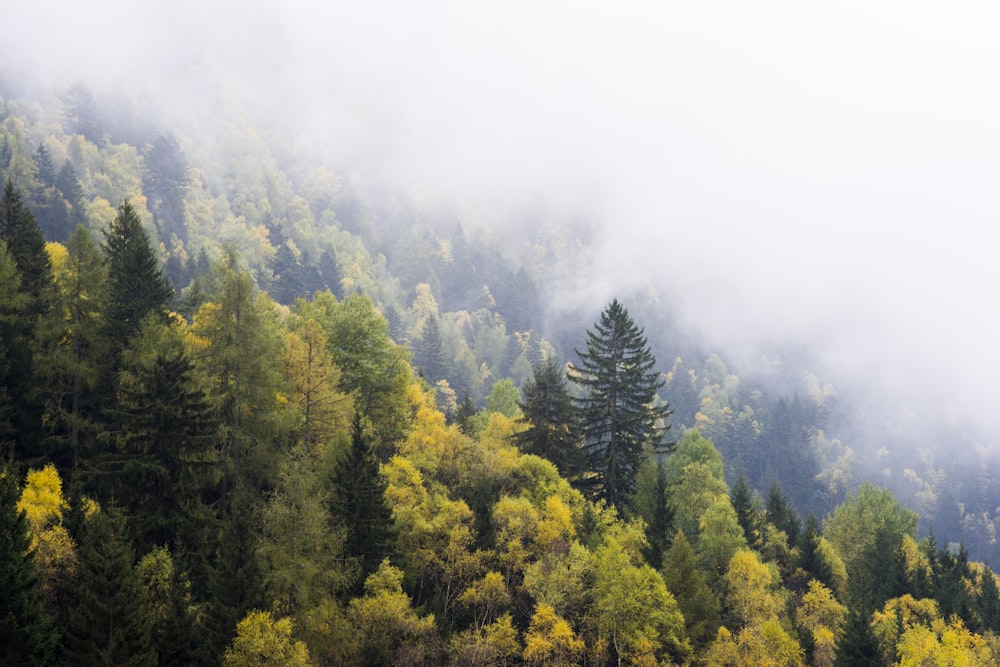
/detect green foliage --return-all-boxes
[329,414,397,584]
[101,200,172,357]
[662,528,721,650]
[62,506,156,667]
[0,467,56,666]
[569,299,671,513]
[516,359,584,480]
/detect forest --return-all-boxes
[2,80,1000,666]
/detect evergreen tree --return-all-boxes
[415,315,450,384]
[569,299,671,513]
[102,200,173,360]
[1,180,53,461]
[142,133,188,244]
[798,513,834,590]
[515,359,583,479]
[0,241,29,452]
[0,467,56,666]
[636,455,674,570]
[765,481,800,546]
[205,490,266,662]
[55,161,88,230]
[662,529,720,651]
[730,469,758,547]
[834,607,884,667]
[112,317,217,555]
[62,506,156,667]
[330,413,396,586]
[975,564,1000,633]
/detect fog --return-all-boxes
[5,1,1000,438]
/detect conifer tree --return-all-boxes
[0,467,57,666]
[330,413,396,586]
[1,180,53,461]
[798,513,834,590]
[515,359,583,480]
[569,299,671,512]
[662,529,721,651]
[730,469,758,547]
[834,607,884,667]
[62,506,156,667]
[102,200,172,359]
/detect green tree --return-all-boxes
[662,528,721,651]
[62,506,156,667]
[330,415,397,585]
[731,469,759,547]
[0,240,29,451]
[34,225,107,468]
[834,607,884,667]
[102,200,172,361]
[112,315,218,555]
[0,180,53,460]
[0,467,56,666]
[569,299,671,513]
[515,359,584,480]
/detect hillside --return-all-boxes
[2,80,1000,665]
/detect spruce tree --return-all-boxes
[102,200,173,359]
[730,469,758,547]
[0,467,56,666]
[834,607,884,667]
[798,513,834,590]
[569,299,671,513]
[515,359,583,479]
[330,413,396,586]
[62,506,156,667]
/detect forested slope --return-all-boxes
[2,80,1000,665]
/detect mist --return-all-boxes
[5,1,1000,441]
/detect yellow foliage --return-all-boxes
[224,610,313,667]
[17,464,68,531]
[725,549,783,628]
[523,602,585,666]
[45,241,68,275]
[895,618,992,667]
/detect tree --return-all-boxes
[731,469,759,547]
[34,225,107,468]
[569,299,671,512]
[516,359,583,480]
[330,414,397,585]
[834,607,884,667]
[112,315,218,555]
[0,180,53,459]
[523,603,585,666]
[224,610,313,667]
[0,467,56,666]
[0,240,29,451]
[662,529,721,651]
[142,133,188,244]
[102,200,172,360]
[62,506,156,667]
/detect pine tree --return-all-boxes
[798,513,834,590]
[0,467,57,666]
[515,359,583,479]
[834,607,884,667]
[0,180,53,461]
[415,315,450,384]
[102,200,173,360]
[113,318,217,555]
[765,481,800,546]
[662,529,720,651]
[730,469,758,547]
[330,413,396,586]
[62,506,156,667]
[569,299,671,513]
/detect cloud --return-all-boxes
[6,1,1000,433]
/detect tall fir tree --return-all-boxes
[1,180,54,462]
[101,200,172,362]
[0,467,57,666]
[515,359,583,479]
[62,506,156,667]
[330,413,396,587]
[568,299,671,513]
[834,607,884,667]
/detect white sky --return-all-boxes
[5,1,1000,433]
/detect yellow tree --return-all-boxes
[283,317,350,455]
[796,580,846,667]
[17,464,79,605]
[224,610,313,667]
[523,602,585,666]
